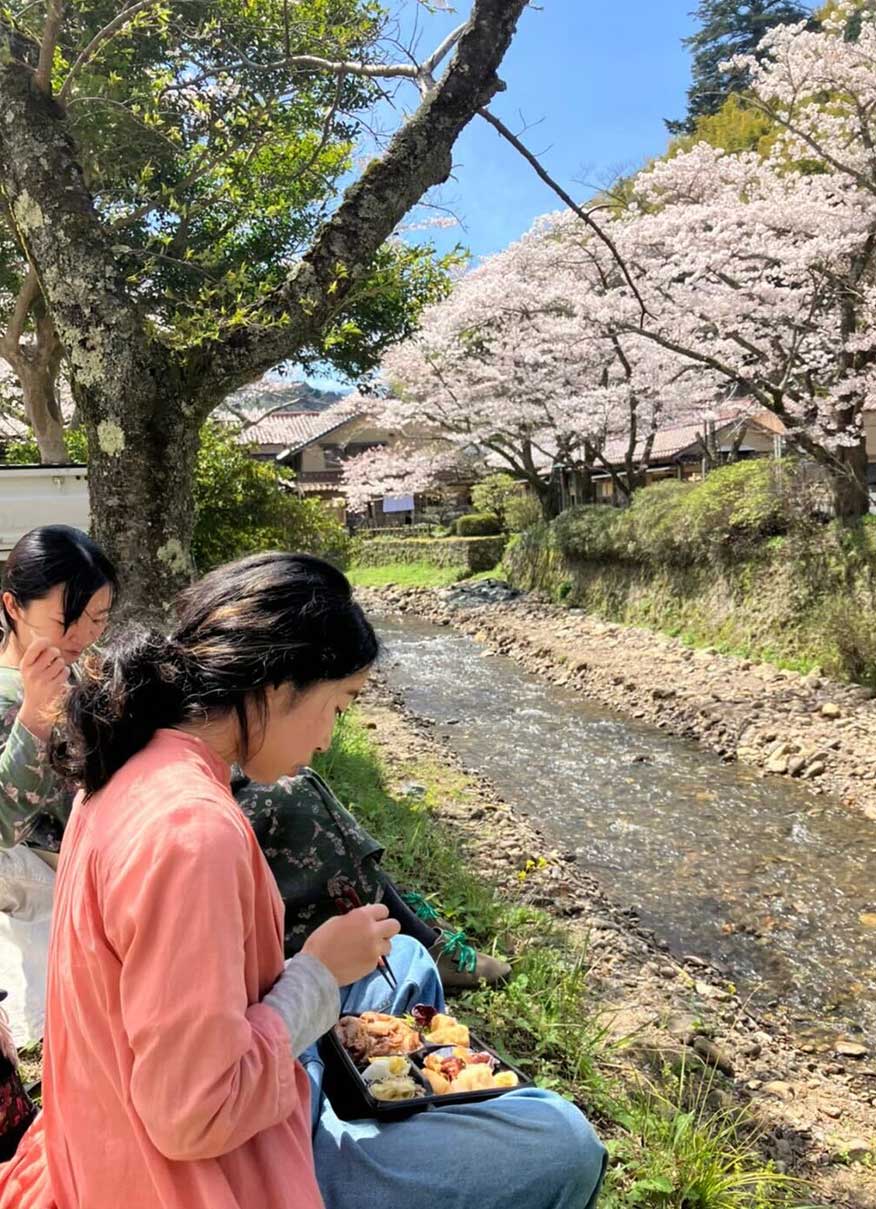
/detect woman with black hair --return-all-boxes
[0,525,117,1160]
[0,524,117,853]
[0,525,117,1051]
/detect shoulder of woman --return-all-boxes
[101,789,255,897]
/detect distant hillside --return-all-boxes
[222,378,345,417]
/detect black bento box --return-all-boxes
[319,1019,532,1121]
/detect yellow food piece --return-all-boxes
[493,1071,518,1088]
[448,1065,495,1093]
[426,1014,470,1046]
[370,1075,419,1102]
[421,1067,452,1095]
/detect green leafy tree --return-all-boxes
[667,1,814,135]
[0,0,460,463]
[192,423,350,571]
[0,0,526,616]
[471,472,519,528]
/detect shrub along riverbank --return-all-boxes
[352,534,507,575]
[504,461,876,685]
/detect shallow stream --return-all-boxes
[378,616,876,1047]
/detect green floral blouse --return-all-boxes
[0,667,71,851]
[234,767,385,957]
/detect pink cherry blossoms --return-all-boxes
[348,4,876,517]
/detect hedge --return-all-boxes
[358,524,437,540]
[455,512,502,537]
[552,460,797,569]
[353,535,507,573]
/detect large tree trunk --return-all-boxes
[830,440,870,519]
[79,383,202,622]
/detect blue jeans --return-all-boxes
[301,936,607,1209]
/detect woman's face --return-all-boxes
[241,666,372,783]
[3,583,114,665]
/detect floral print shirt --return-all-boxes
[0,667,71,851]
[234,767,385,957]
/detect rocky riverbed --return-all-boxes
[357,580,876,823]
[362,683,876,1209]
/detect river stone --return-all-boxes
[835,1040,869,1058]
[762,1081,795,1100]
[804,761,826,779]
[695,979,730,1001]
[833,1138,872,1163]
[765,754,789,775]
[401,782,427,799]
[691,1036,735,1077]
[821,703,842,719]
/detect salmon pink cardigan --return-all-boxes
[0,729,323,1209]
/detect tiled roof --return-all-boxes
[296,476,347,495]
[235,409,363,453]
[601,408,786,466]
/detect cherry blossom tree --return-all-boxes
[579,3,876,518]
[341,443,466,512]
[373,220,682,515]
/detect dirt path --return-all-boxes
[357,582,876,823]
[362,688,876,1208]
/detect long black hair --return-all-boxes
[1,526,118,640]
[52,552,378,796]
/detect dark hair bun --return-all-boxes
[53,553,378,796]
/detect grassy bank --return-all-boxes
[315,713,800,1209]
[349,561,470,589]
[503,463,876,685]
[349,562,497,589]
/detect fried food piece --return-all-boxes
[421,1067,452,1095]
[359,1011,422,1057]
[448,1064,495,1093]
[424,1013,470,1046]
[423,1047,518,1096]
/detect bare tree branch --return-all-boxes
[0,268,40,358]
[478,107,650,324]
[186,0,529,407]
[227,20,466,96]
[36,0,64,94]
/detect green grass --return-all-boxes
[348,561,496,589]
[315,713,806,1208]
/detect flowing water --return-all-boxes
[377,615,876,1047]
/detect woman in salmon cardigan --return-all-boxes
[0,552,398,1209]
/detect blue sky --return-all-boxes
[306,0,698,389]
[411,0,698,259]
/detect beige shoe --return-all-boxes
[429,931,512,990]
